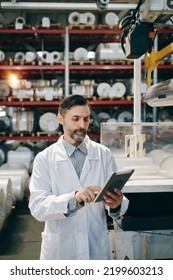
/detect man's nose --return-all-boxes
[78,119,85,128]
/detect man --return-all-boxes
[29,94,129,260]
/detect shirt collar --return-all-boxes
[62,137,87,157]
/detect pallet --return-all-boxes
[35,23,63,29]
[126,95,134,101]
[10,61,36,66]
[35,96,63,101]
[7,96,34,102]
[0,96,8,102]
[97,24,119,30]
[69,24,96,30]
[2,24,32,29]
[38,60,64,66]
[9,132,35,137]
[69,60,95,65]
[99,59,132,65]
[97,96,125,100]
[36,132,58,137]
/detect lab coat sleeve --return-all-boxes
[29,151,81,222]
[108,195,129,220]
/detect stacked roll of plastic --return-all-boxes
[39,112,59,133]
[11,111,34,132]
[35,86,63,100]
[0,165,29,201]
[0,115,11,131]
[25,51,36,63]
[68,12,80,25]
[103,12,119,26]
[97,82,111,98]
[68,12,95,25]
[0,177,14,216]
[15,17,25,30]
[0,145,9,166]
[0,187,6,230]
[148,149,173,177]
[148,149,172,166]
[7,145,34,173]
[74,47,88,61]
[96,43,126,62]
[109,82,126,98]
[117,111,133,122]
[0,50,5,62]
[0,83,10,97]
[14,52,25,63]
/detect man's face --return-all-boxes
[58,105,90,146]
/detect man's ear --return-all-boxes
[58,113,63,125]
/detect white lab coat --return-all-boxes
[29,135,129,260]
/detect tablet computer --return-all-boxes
[94,168,135,203]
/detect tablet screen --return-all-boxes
[94,168,135,203]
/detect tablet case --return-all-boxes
[94,168,135,203]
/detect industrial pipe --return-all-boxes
[0,2,137,11]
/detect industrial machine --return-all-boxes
[101,121,173,260]
[119,0,173,107]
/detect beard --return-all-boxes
[69,128,87,143]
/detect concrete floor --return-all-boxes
[0,200,44,260]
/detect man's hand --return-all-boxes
[102,188,123,209]
[75,186,100,203]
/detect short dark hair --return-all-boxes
[59,94,90,115]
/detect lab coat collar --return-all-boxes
[62,137,87,157]
[55,135,99,161]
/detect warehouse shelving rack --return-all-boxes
[0,27,172,141]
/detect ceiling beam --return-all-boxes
[0,2,137,11]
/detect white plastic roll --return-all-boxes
[68,12,80,25]
[0,115,11,130]
[148,149,172,166]
[129,78,147,95]
[4,140,20,150]
[160,156,173,176]
[0,183,6,207]
[0,177,13,214]
[106,118,118,131]
[162,144,173,153]
[117,111,133,122]
[0,146,8,165]
[39,112,59,133]
[109,82,126,98]
[0,83,10,96]
[51,51,61,63]
[80,12,96,25]
[0,198,6,230]
[88,51,95,60]
[40,51,49,63]
[14,52,25,63]
[0,50,5,61]
[96,43,126,61]
[98,112,111,121]
[0,175,24,202]
[42,17,50,28]
[104,12,119,26]
[74,47,88,61]
[25,80,32,89]
[0,167,29,201]
[25,51,36,63]
[11,111,34,132]
[7,146,34,171]
[15,17,25,29]
[97,82,111,98]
